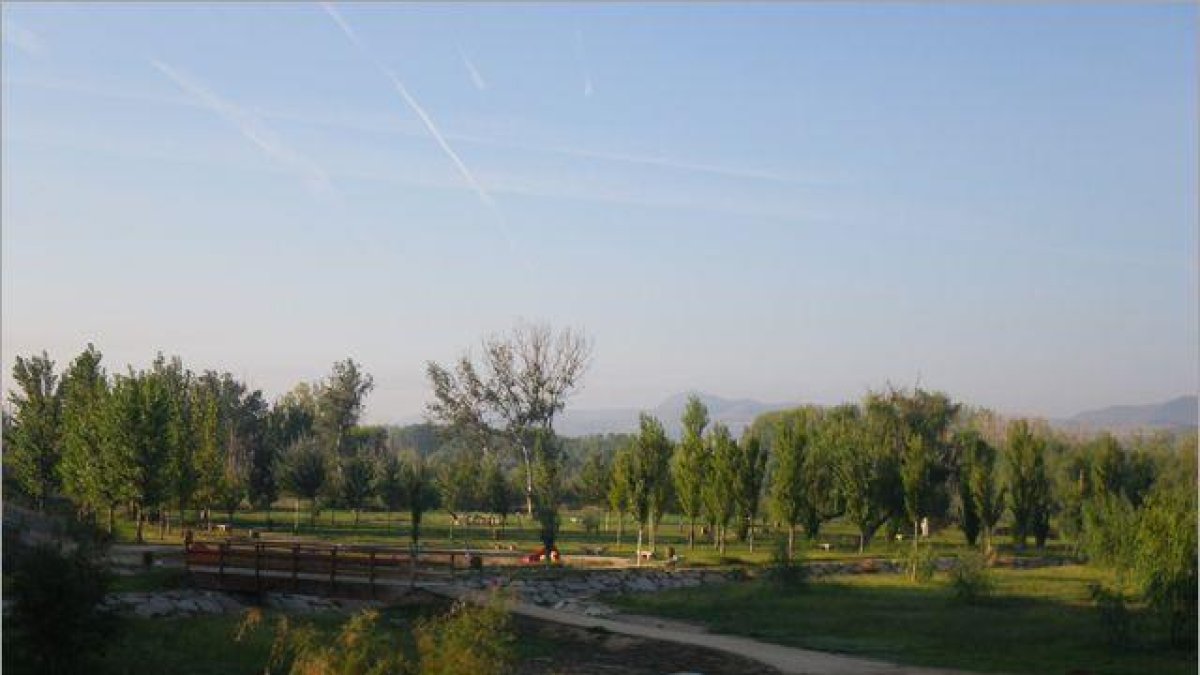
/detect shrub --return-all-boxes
[580,512,601,535]
[906,544,938,584]
[766,538,807,589]
[950,551,993,604]
[244,593,516,675]
[1132,485,1197,649]
[414,597,516,675]
[1089,583,1133,649]
[3,542,115,675]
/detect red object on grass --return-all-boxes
[523,546,561,564]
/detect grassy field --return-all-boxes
[608,564,1197,675]
[114,505,1076,566]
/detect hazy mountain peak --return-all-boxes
[1063,395,1198,432]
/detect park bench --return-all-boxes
[818,542,833,551]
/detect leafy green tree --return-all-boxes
[426,322,592,516]
[769,416,809,560]
[733,433,768,552]
[58,345,109,521]
[315,358,375,455]
[901,433,935,545]
[702,422,739,554]
[374,453,405,531]
[480,454,513,538]
[436,451,480,541]
[280,437,329,526]
[608,448,631,547]
[530,430,564,555]
[6,352,63,510]
[400,450,439,552]
[827,405,892,552]
[575,449,612,509]
[1006,420,1053,550]
[959,430,1005,553]
[105,369,172,542]
[624,415,673,561]
[339,452,375,526]
[671,395,709,549]
[151,354,197,530]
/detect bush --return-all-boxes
[950,552,993,604]
[1132,485,1197,649]
[3,542,115,675]
[766,538,807,589]
[414,596,515,675]
[1089,583,1134,649]
[580,512,601,535]
[906,544,938,584]
[244,593,516,675]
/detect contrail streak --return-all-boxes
[320,2,505,229]
[380,67,496,211]
[458,47,487,91]
[151,59,331,194]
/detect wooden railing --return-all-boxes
[184,538,527,595]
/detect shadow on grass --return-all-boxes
[609,569,1197,675]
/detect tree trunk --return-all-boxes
[615,513,623,548]
[688,516,696,550]
[748,517,755,553]
[108,506,116,535]
[354,509,360,527]
[135,507,145,544]
[788,523,796,561]
[635,524,644,567]
[859,531,865,554]
[522,447,535,517]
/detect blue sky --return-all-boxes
[2,3,1196,422]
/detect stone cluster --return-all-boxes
[101,590,245,618]
[458,568,739,608]
[100,590,380,619]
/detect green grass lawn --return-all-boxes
[113,505,1076,567]
[607,564,1196,675]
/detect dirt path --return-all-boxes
[435,585,979,675]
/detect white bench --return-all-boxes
[818,543,833,551]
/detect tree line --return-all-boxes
[4,332,1195,644]
[596,391,1194,560]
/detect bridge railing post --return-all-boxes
[330,546,338,593]
[368,550,376,598]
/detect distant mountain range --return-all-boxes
[1053,395,1198,433]
[556,392,796,438]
